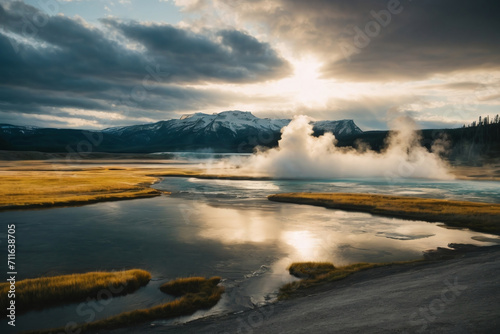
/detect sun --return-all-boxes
[275,56,332,106]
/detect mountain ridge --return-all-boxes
[102,111,361,137]
[0,111,363,153]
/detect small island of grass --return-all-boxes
[33,276,224,334]
[279,261,420,300]
[268,193,500,234]
[159,276,221,296]
[0,269,151,314]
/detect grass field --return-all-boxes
[0,166,164,210]
[0,161,266,211]
[0,269,151,314]
[268,193,500,234]
[32,276,224,334]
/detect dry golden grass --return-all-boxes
[279,261,419,300]
[288,262,335,279]
[0,269,151,314]
[0,161,265,211]
[160,276,212,296]
[0,167,162,210]
[33,276,224,334]
[269,193,500,234]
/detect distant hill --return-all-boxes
[0,111,363,153]
[337,123,500,162]
[2,111,498,161]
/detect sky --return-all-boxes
[0,0,499,130]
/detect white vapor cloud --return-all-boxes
[210,115,454,180]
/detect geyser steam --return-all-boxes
[233,115,454,180]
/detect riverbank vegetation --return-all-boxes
[0,269,151,314]
[269,193,500,234]
[279,261,419,300]
[32,276,224,334]
[0,167,162,210]
[0,161,266,211]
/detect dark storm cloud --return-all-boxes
[101,18,290,82]
[0,86,110,112]
[217,0,500,81]
[0,1,290,127]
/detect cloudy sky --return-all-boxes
[0,0,499,130]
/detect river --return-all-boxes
[1,158,499,333]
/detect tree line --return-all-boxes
[464,114,500,128]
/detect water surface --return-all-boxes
[1,165,499,332]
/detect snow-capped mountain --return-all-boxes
[103,111,290,137]
[0,111,363,153]
[313,119,363,137]
[103,110,363,149]
[0,124,39,135]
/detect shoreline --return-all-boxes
[1,161,499,221]
[0,164,240,212]
[2,160,499,332]
[0,161,268,212]
[0,166,166,212]
[92,244,500,334]
[0,189,162,212]
[268,193,500,235]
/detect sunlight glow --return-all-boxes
[282,230,322,260]
[274,57,331,107]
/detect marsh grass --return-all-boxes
[279,261,417,300]
[0,161,263,211]
[159,276,213,296]
[269,193,500,234]
[288,262,335,279]
[0,167,162,210]
[0,269,151,315]
[32,276,224,334]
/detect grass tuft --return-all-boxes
[159,276,221,296]
[288,262,335,279]
[279,261,419,300]
[0,269,151,315]
[30,276,224,334]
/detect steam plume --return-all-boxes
[226,115,454,180]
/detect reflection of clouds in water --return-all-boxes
[158,175,500,204]
[190,203,282,244]
[471,236,500,243]
[174,198,500,266]
[330,182,359,188]
[188,178,280,191]
[394,191,427,196]
[376,232,435,240]
[282,230,323,260]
